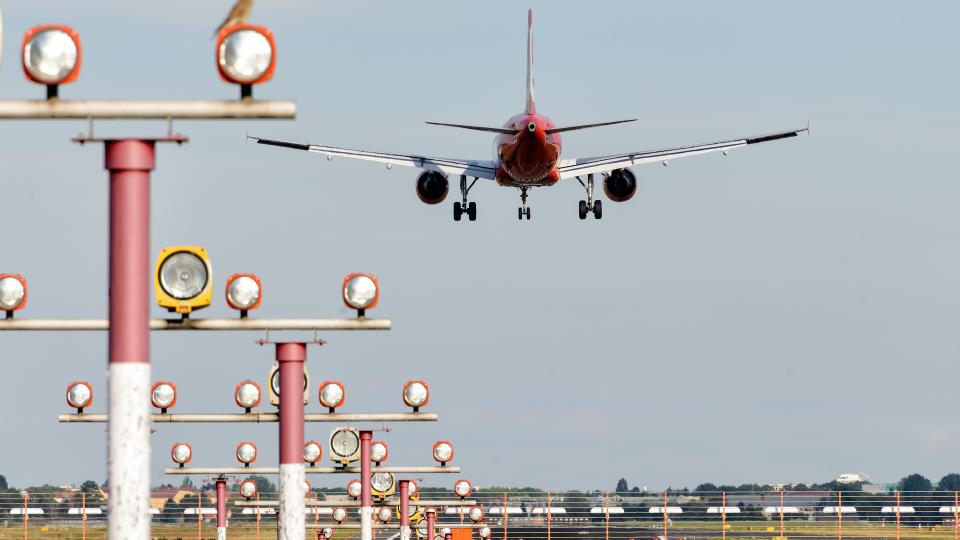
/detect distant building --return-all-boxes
[835,473,869,484]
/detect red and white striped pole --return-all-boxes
[399,481,411,540]
[360,431,373,540]
[216,477,227,540]
[426,508,436,540]
[277,343,307,540]
[105,139,154,540]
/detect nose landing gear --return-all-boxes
[453,175,478,221]
[577,174,602,220]
[517,187,531,220]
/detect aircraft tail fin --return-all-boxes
[525,9,536,115]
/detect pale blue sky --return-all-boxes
[1,1,959,491]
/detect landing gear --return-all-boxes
[454,201,477,221]
[453,175,479,221]
[517,187,531,220]
[577,174,603,220]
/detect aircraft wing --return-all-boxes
[556,126,808,180]
[250,136,498,180]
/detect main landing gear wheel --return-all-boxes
[576,173,603,220]
[454,175,479,222]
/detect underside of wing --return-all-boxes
[557,127,807,180]
[251,136,498,180]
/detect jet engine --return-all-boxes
[415,171,449,205]
[603,168,637,202]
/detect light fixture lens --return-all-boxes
[236,442,257,464]
[416,519,428,538]
[0,276,26,310]
[347,480,362,498]
[371,472,395,493]
[454,480,472,498]
[343,274,377,310]
[322,528,334,538]
[235,381,261,409]
[319,381,345,409]
[441,528,452,536]
[370,441,388,463]
[432,441,453,463]
[331,429,360,458]
[469,507,483,523]
[227,275,260,309]
[171,443,192,464]
[219,29,273,83]
[159,252,208,300]
[377,507,393,522]
[24,29,78,84]
[66,382,92,409]
[239,479,258,498]
[332,507,347,522]
[151,382,176,409]
[304,441,322,463]
[478,526,491,539]
[403,380,429,408]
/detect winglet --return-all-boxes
[525,8,536,115]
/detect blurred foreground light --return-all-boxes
[468,506,483,523]
[155,246,212,316]
[226,273,262,317]
[332,506,348,523]
[370,441,388,464]
[376,506,393,523]
[441,528,452,537]
[322,528,334,539]
[239,479,259,499]
[0,274,27,316]
[347,479,362,499]
[22,25,81,98]
[216,24,276,98]
[453,479,472,498]
[342,273,379,316]
[432,441,453,465]
[235,380,262,412]
[66,381,93,413]
[151,381,177,413]
[304,440,322,464]
[236,442,258,466]
[171,442,192,467]
[478,526,491,539]
[318,380,345,412]
[416,519,428,538]
[402,380,429,412]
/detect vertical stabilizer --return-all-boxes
[525,9,536,115]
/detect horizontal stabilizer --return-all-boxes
[425,121,519,135]
[545,119,637,134]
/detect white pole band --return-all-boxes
[108,363,151,540]
[279,463,306,540]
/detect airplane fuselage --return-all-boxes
[495,113,562,186]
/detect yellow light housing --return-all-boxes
[154,246,212,315]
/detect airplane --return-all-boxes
[250,9,807,221]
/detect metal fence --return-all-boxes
[4,490,960,539]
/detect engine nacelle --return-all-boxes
[603,168,637,202]
[415,171,449,205]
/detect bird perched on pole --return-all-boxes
[214,0,254,36]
